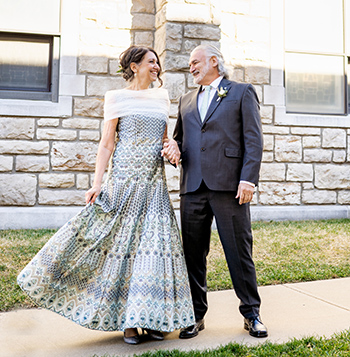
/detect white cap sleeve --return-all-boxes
[104,91,119,121]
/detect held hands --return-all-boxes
[236,182,255,205]
[161,139,181,167]
[85,185,101,205]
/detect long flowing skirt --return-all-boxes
[17,118,194,332]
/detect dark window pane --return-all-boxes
[0,34,52,92]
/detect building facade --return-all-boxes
[0,0,349,229]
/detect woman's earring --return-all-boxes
[134,72,137,77]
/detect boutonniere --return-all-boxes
[216,87,228,101]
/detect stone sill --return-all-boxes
[274,106,350,129]
[0,96,73,118]
[0,205,349,230]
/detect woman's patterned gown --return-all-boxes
[17,88,195,332]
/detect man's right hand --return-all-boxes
[235,182,254,205]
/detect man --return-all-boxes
[163,45,267,338]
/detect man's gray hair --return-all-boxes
[192,45,229,78]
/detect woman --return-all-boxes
[17,45,194,345]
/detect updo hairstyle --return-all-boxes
[119,45,163,86]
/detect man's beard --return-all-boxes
[193,60,210,85]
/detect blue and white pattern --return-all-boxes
[17,88,195,332]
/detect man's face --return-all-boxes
[189,49,211,85]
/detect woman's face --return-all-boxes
[134,51,160,84]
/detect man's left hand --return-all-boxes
[236,182,255,205]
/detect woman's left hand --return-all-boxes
[161,139,181,166]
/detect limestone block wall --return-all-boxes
[226,0,350,206]
[258,127,350,205]
[156,0,350,207]
[154,0,221,208]
[0,0,134,207]
[1,0,350,211]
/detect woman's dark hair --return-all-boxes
[119,45,163,86]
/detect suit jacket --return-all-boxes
[173,77,263,195]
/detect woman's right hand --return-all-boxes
[85,185,101,205]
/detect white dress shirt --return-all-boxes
[197,76,223,113]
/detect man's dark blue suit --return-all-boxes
[174,77,263,321]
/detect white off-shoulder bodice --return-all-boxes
[104,87,170,121]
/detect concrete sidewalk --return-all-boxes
[1,278,350,357]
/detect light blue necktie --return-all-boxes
[199,85,212,121]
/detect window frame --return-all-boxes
[284,51,347,116]
[0,31,60,102]
[0,0,83,118]
[284,0,347,116]
[264,0,350,128]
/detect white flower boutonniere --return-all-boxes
[216,87,228,101]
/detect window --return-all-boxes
[0,0,60,102]
[284,0,346,115]
[0,32,59,101]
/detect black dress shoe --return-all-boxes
[142,328,164,340]
[123,329,140,345]
[179,319,205,339]
[244,316,268,338]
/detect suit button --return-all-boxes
[201,147,206,151]
[201,129,206,133]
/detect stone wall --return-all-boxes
[158,0,350,207]
[1,0,350,213]
[0,0,133,207]
[258,127,350,205]
[154,0,221,209]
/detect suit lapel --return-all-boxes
[202,78,232,125]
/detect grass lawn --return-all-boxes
[208,219,350,290]
[0,229,56,311]
[94,330,350,356]
[1,219,350,356]
[1,219,350,312]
